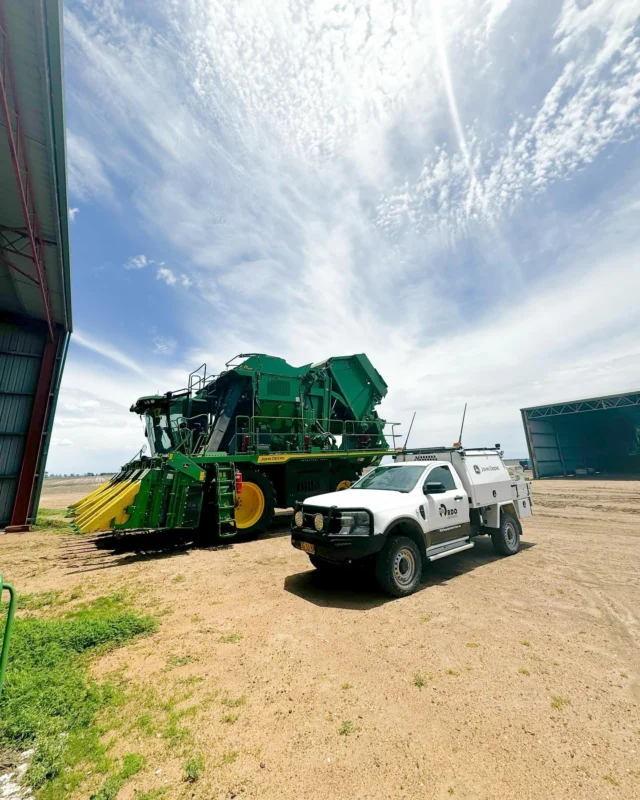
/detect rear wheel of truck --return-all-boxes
[375,535,422,597]
[235,469,276,536]
[491,511,521,556]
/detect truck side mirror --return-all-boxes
[424,481,445,495]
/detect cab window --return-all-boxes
[425,465,456,491]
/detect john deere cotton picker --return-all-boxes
[69,354,392,538]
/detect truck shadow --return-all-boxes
[284,537,536,610]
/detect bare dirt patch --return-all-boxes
[1,477,639,799]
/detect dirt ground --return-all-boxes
[2,477,639,799]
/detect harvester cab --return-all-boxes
[69,353,394,538]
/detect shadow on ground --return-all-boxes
[284,537,536,610]
[60,515,292,574]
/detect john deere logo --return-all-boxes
[473,465,481,474]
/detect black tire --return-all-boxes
[491,511,521,556]
[375,535,422,597]
[235,468,276,536]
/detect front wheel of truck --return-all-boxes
[491,511,521,556]
[375,536,422,597]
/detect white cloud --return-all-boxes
[153,336,177,355]
[156,267,191,288]
[73,330,145,375]
[69,207,79,221]
[52,438,73,447]
[124,254,148,269]
[66,130,113,201]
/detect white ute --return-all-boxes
[291,446,532,596]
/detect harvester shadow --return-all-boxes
[62,518,292,574]
[284,537,536,610]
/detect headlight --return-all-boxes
[294,510,303,528]
[335,510,370,536]
[313,513,324,532]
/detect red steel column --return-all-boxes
[9,330,59,529]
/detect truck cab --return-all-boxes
[291,447,532,596]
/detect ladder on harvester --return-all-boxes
[214,464,237,538]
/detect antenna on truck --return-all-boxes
[403,412,416,450]
[456,403,468,446]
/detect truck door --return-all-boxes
[422,464,471,546]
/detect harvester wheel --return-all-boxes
[235,469,276,536]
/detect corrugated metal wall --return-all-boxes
[0,318,47,526]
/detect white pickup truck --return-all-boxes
[291,446,532,596]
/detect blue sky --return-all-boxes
[49,0,640,473]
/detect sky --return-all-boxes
[49,0,640,474]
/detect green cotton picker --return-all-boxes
[69,353,397,539]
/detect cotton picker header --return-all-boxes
[69,353,394,538]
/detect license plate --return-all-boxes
[300,541,315,554]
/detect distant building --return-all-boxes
[521,391,640,479]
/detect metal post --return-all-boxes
[0,573,17,698]
[9,331,59,528]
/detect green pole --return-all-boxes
[0,573,17,698]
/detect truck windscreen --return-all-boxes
[353,465,424,493]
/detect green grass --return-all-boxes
[445,669,460,676]
[518,667,530,676]
[183,754,205,783]
[521,639,532,647]
[221,694,246,707]
[341,682,352,690]
[218,632,242,643]
[90,753,146,799]
[0,594,156,797]
[551,695,571,710]
[413,672,430,688]
[338,719,359,736]
[221,712,239,724]
[33,508,74,534]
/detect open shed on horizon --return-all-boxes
[521,390,640,479]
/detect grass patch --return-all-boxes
[341,682,352,690]
[221,713,239,724]
[551,695,571,710]
[518,667,530,676]
[171,574,186,584]
[338,719,359,736]
[183,754,205,783]
[134,790,167,799]
[219,632,242,644]
[466,642,479,648]
[221,695,246,708]
[0,593,155,797]
[445,669,460,676]
[165,654,194,668]
[90,753,146,799]
[521,640,531,647]
[219,750,239,766]
[33,508,73,534]
[420,613,433,623]
[413,672,430,688]
[603,774,619,787]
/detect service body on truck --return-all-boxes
[291,446,532,596]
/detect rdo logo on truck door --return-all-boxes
[439,504,458,518]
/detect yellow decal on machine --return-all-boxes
[257,454,291,463]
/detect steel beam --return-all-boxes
[9,330,59,527]
[0,2,54,340]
